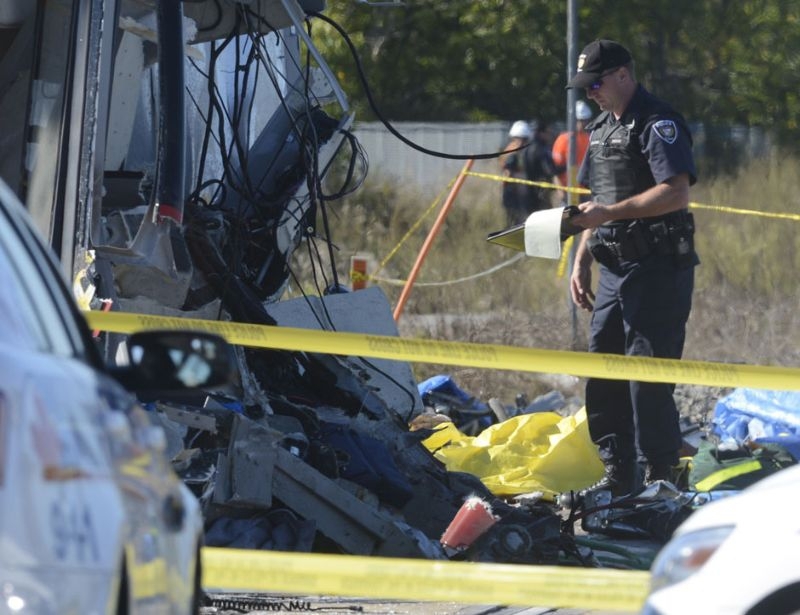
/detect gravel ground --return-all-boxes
[673,384,733,430]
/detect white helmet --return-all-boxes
[575,100,592,121]
[508,120,533,140]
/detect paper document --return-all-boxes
[486,206,584,260]
[524,208,564,259]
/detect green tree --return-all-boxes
[315,1,566,123]
[312,0,800,153]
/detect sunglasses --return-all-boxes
[588,68,621,91]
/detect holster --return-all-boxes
[589,212,696,269]
[587,234,618,268]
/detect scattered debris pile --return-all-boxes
[74,0,799,572]
[135,286,568,564]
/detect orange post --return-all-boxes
[393,159,474,322]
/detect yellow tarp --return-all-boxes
[422,407,604,498]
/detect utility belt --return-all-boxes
[587,211,696,269]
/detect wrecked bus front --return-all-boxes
[0,0,350,308]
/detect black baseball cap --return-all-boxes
[566,39,632,89]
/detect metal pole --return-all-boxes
[566,10,577,187]
[567,0,579,348]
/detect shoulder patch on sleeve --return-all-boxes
[652,119,678,144]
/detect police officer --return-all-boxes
[566,40,699,496]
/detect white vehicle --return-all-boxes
[642,463,800,615]
[0,177,235,613]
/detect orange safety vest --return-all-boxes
[552,130,589,186]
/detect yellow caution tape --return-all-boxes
[693,460,764,492]
[689,201,800,221]
[73,268,95,311]
[465,170,585,195]
[84,310,800,390]
[349,269,369,284]
[202,548,651,611]
[556,234,574,278]
[373,172,798,297]
[372,176,458,280]
[464,171,800,221]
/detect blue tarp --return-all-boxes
[417,374,493,431]
[712,388,800,460]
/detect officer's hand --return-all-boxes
[570,264,594,311]
[571,201,611,230]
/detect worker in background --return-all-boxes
[499,120,556,225]
[566,39,700,497]
[551,99,593,204]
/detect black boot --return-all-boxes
[580,458,639,498]
[644,462,675,486]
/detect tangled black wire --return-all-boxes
[182,4,420,414]
[309,10,526,161]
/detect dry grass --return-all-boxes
[289,155,800,408]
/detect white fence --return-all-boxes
[351,121,772,190]
[352,122,511,190]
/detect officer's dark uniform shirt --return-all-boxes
[577,84,696,216]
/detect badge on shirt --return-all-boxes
[652,120,678,144]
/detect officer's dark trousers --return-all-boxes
[586,255,694,467]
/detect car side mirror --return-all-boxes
[111,330,237,393]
